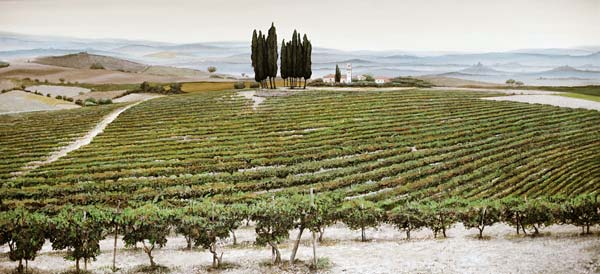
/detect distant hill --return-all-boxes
[458,62,508,75]
[35,52,148,72]
[526,65,600,79]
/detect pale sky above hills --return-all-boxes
[0,0,598,52]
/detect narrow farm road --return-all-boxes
[14,96,160,176]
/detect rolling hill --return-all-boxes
[35,52,148,72]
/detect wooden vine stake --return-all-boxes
[310,188,317,268]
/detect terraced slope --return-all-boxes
[2,89,599,209]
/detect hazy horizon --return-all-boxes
[0,0,598,52]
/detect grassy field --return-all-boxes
[182,80,284,92]
[2,88,598,208]
[557,92,600,102]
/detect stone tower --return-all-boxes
[346,63,352,84]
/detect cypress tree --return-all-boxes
[335,64,341,83]
[255,31,265,88]
[286,41,293,87]
[291,30,298,88]
[267,23,278,89]
[261,33,269,88]
[251,30,258,70]
[280,39,287,87]
[295,32,304,88]
[302,34,312,89]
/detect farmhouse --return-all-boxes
[323,74,350,83]
[374,76,391,84]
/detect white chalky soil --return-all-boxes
[0,223,597,274]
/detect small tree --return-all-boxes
[559,195,599,234]
[119,204,173,268]
[251,197,296,264]
[49,205,110,272]
[335,65,341,83]
[207,66,217,73]
[59,78,65,84]
[519,198,556,235]
[364,74,375,82]
[339,199,383,242]
[458,201,501,239]
[288,193,342,263]
[505,79,516,85]
[169,83,183,93]
[387,202,425,240]
[420,199,463,238]
[499,197,526,235]
[0,209,48,273]
[176,201,234,268]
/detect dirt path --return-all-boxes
[13,96,160,175]
[0,223,597,274]
[482,95,600,111]
[238,90,265,110]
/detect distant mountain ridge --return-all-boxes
[1,31,600,85]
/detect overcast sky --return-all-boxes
[0,0,598,52]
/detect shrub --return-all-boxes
[65,97,74,102]
[207,66,217,73]
[59,78,65,84]
[339,199,383,242]
[250,82,260,88]
[55,95,63,100]
[75,99,84,106]
[0,209,48,273]
[233,82,246,89]
[98,98,112,105]
[46,93,51,97]
[90,63,105,70]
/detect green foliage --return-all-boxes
[364,74,375,82]
[119,204,174,267]
[251,197,297,264]
[48,205,110,271]
[387,202,426,239]
[89,63,105,70]
[174,201,237,268]
[233,82,246,89]
[559,194,599,234]
[339,199,383,241]
[458,200,501,238]
[519,198,557,235]
[207,66,217,73]
[0,209,48,273]
[420,199,465,238]
[334,65,341,83]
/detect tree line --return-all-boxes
[251,23,312,89]
[1,194,598,273]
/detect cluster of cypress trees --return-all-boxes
[251,24,312,89]
[281,30,312,89]
[251,24,278,89]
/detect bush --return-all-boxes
[65,97,74,102]
[75,99,84,106]
[249,82,260,88]
[233,82,246,89]
[90,63,105,70]
[98,98,112,105]
[46,94,51,97]
[207,66,217,73]
[55,95,63,100]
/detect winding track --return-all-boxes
[13,97,159,176]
